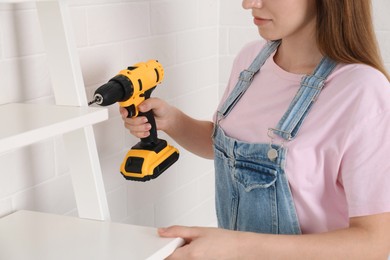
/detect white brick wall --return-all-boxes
[373,0,390,73]
[0,0,389,230]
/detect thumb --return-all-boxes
[138,97,161,113]
[158,225,199,240]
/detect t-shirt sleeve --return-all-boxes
[340,110,390,217]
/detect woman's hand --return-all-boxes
[119,98,174,138]
[119,98,215,159]
[159,213,390,259]
[158,226,240,260]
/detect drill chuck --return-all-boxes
[93,75,133,106]
[93,93,103,105]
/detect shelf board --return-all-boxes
[0,210,184,260]
[0,103,108,154]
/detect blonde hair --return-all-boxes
[316,0,390,81]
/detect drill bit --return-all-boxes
[88,95,102,106]
[88,98,97,106]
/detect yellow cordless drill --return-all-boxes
[89,60,179,181]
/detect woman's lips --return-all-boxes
[253,17,271,26]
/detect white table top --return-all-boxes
[0,210,184,260]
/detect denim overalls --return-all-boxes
[213,40,337,234]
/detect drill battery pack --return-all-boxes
[120,139,179,181]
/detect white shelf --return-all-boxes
[0,103,108,154]
[0,210,184,260]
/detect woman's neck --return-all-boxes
[273,30,322,75]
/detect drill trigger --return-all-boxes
[126,105,137,118]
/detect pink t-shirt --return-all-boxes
[217,40,390,234]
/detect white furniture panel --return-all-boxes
[35,0,111,220]
[0,210,184,260]
[0,0,111,220]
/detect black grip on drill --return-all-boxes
[125,106,158,146]
[124,87,158,146]
[138,110,158,146]
[136,87,158,145]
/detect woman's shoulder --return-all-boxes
[326,63,390,117]
[330,63,389,87]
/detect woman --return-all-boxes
[121,0,390,258]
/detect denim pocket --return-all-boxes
[233,160,277,192]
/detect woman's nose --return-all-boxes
[242,0,263,9]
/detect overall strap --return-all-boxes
[217,40,281,119]
[271,57,338,140]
